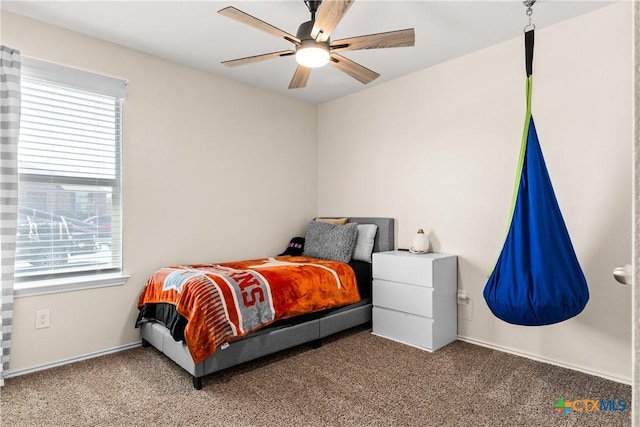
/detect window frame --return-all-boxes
[14,57,128,296]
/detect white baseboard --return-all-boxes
[4,341,142,379]
[457,335,632,386]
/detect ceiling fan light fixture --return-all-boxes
[295,40,330,68]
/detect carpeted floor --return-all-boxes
[0,326,632,426]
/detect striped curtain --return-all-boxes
[0,46,21,386]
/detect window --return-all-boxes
[15,58,126,289]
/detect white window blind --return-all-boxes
[16,59,125,283]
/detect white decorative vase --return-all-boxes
[410,229,430,254]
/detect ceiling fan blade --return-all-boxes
[218,6,300,45]
[329,53,379,84]
[311,0,355,42]
[331,28,415,53]
[222,50,295,67]
[289,65,312,89]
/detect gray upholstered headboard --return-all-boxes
[346,217,394,254]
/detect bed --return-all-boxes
[136,217,394,389]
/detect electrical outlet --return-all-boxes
[35,309,50,329]
[456,292,473,321]
[457,291,470,304]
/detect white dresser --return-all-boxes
[372,250,457,351]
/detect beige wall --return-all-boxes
[318,3,633,382]
[2,12,319,372]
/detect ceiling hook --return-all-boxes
[523,0,536,32]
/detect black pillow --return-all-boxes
[279,237,305,256]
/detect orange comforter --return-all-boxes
[137,256,360,364]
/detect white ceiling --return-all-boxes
[2,0,613,105]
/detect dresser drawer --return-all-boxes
[372,279,433,317]
[372,252,434,287]
[372,307,433,350]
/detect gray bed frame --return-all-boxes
[139,217,394,389]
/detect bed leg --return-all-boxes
[311,339,322,349]
[193,376,203,390]
[141,339,150,348]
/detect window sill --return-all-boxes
[14,273,130,298]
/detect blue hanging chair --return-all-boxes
[483,30,589,326]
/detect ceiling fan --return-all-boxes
[218,0,415,89]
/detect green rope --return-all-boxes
[507,76,533,228]
[488,77,532,276]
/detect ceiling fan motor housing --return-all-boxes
[296,20,328,44]
[295,20,330,67]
